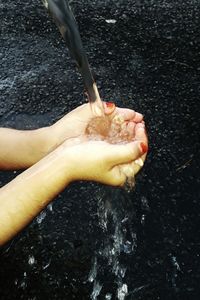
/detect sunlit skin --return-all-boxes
[0,102,145,170]
[0,102,148,245]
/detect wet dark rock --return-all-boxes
[0,0,200,299]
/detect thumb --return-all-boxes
[107,140,148,167]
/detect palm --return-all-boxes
[54,102,144,139]
[52,102,148,185]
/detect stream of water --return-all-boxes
[88,187,139,299]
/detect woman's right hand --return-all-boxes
[62,121,148,186]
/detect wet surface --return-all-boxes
[0,0,200,299]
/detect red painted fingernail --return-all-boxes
[140,142,148,153]
[106,102,115,108]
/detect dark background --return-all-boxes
[0,0,200,299]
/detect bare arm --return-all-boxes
[0,103,143,170]
[0,103,112,170]
[0,143,73,245]
[0,127,52,170]
[0,103,147,246]
[0,135,146,246]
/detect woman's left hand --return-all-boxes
[49,102,144,150]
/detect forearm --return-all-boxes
[0,144,72,246]
[0,127,54,170]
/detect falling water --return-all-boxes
[88,188,138,299]
[42,0,137,189]
[42,2,139,297]
[42,0,102,106]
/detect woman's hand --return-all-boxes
[49,102,144,150]
[60,118,148,186]
[0,121,147,245]
[0,102,146,171]
[50,102,147,182]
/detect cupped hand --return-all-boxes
[62,125,147,186]
[48,101,148,185]
[84,103,148,180]
[50,102,144,148]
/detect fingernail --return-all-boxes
[105,102,115,108]
[140,142,148,153]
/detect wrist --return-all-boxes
[48,118,72,151]
[39,126,62,154]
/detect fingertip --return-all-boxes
[140,142,148,154]
[104,102,116,114]
[132,112,143,123]
[135,123,148,143]
[135,122,145,130]
[112,166,127,187]
[115,108,136,121]
[125,140,144,162]
[127,121,136,134]
[128,139,148,160]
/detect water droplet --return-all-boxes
[28,255,35,265]
[172,256,181,271]
[88,257,97,283]
[105,293,112,300]
[42,259,51,270]
[105,19,117,24]
[121,240,132,254]
[36,211,46,224]
[141,196,150,211]
[47,203,53,212]
[141,214,145,225]
[91,281,103,300]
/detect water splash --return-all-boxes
[112,261,126,278]
[91,280,103,300]
[170,255,181,288]
[117,283,128,300]
[87,188,138,298]
[28,255,35,265]
[88,257,97,283]
[123,175,136,193]
[141,196,150,211]
[105,293,112,299]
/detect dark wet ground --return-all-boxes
[0,0,200,299]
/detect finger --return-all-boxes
[110,156,143,187]
[135,123,148,145]
[120,163,135,178]
[115,108,136,120]
[131,159,143,175]
[109,166,127,186]
[132,111,144,123]
[111,154,146,186]
[126,121,136,137]
[115,108,143,123]
[107,140,148,166]
[103,102,116,115]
